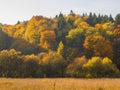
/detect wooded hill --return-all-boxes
[0,11,120,78]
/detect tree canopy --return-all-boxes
[0,11,119,78]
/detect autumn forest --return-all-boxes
[0,11,120,78]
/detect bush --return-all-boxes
[83,57,119,78]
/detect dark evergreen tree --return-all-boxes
[97,14,102,23]
[16,21,20,24]
[0,29,12,50]
[86,12,94,26]
[113,38,120,69]
[57,12,67,30]
[56,13,68,44]
[102,15,109,23]
[109,14,114,22]
[70,10,75,15]
[115,14,120,26]
[93,13,98,26]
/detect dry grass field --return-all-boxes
[0,78,120,90]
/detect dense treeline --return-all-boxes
[0,49,119,78]
[0,11,120,78]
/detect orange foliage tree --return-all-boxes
[84,35,113,58]
[40,30,56,50]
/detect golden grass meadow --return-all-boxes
[0,78,120,90]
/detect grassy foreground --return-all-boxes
[0,78,120,90]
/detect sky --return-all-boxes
[0,0,119,24]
